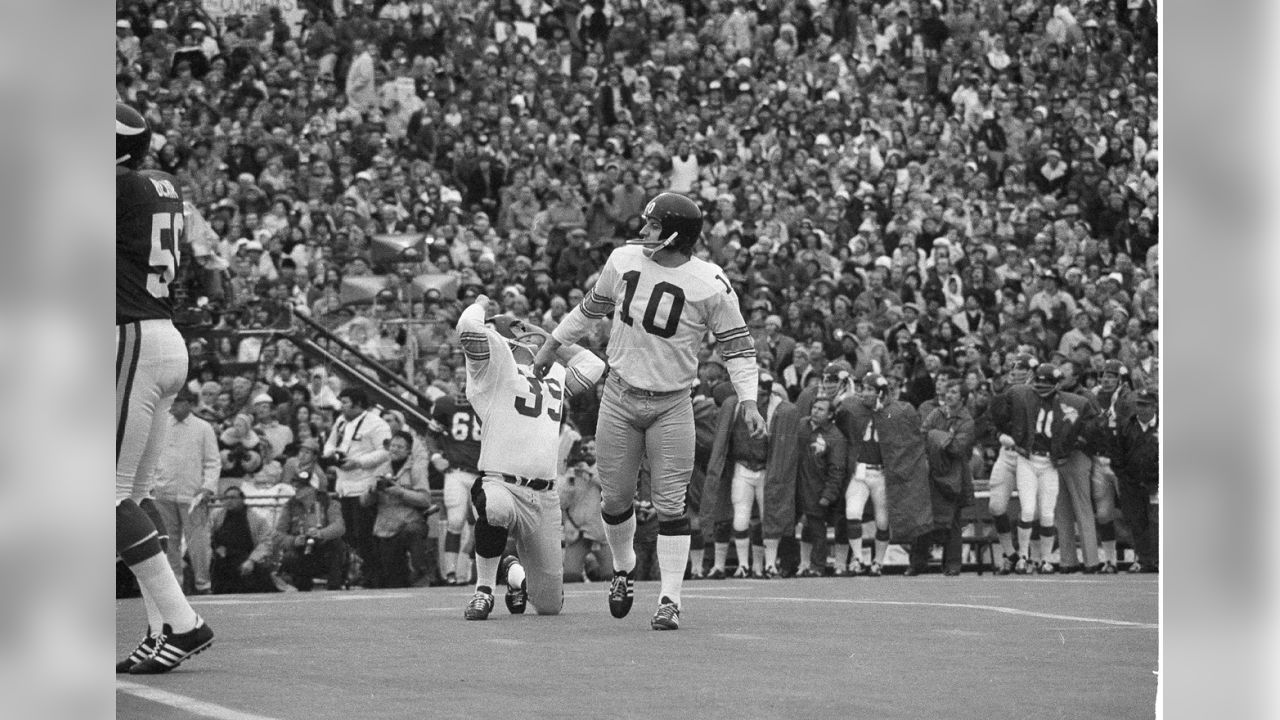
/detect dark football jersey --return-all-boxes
[117,167,184,324]
[431,395,482,471]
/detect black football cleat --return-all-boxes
[651,596,681,631]
[116,632,157,674]
[128,619,214,674]
[608,570,635,618]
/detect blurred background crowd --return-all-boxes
[115,0,1159,593]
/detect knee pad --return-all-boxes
[116,499,161,566]
[444,532,461,553]
[658,517,691,536]
[601,506,635,526]
[689,533,704,550]
[733,528,749,540]
[1037,525,1057,538]
[138,497,168,553]
[993,514,1012,534]
[1097,521,1116,542]
[474,519,509,559]
[874,528,890,542]
[749,524,763,546]
[1017,519,1035,530]
[715,522,733,544]
[847,522,862,539]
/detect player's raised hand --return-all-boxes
[531,341,559,379]
[740,400,767,438]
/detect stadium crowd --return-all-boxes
[116,0,1159,592]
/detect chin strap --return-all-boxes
[631,231,680,257]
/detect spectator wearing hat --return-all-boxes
[218,413,264,494]
[276,474,348,591]
[151,387,222,594]
[360,431,434,588]
[345,37,378,114]
[911,378,977,576]
[1113,389,1159,573]
[1028,268,1077,331]
[1058,309,1104,356]
[187,20,219,60]
[252,393,293,465]
[116,18,141,65]
[209,486,280,594]
[281,438,324,491]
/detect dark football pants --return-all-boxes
[594,374,695,522]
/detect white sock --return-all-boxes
[1039,532,1056,564]
[733,537,751,571]
[1101,540,1117,564]
[141,585,163,636]
[764,538,780,569]
[130,554,197,633]
[604,514,637,573]
[475,554,501,593]
[444,551,459,577]
[751,546,765,575]
[997,532,1015,558]
[713,542,729,571]
[847,540,861,566]
[798,542,813,571]
[506,558,526,590]
[689,547,704,575]
[1017,526,1033,559]
[873,539,888,565]
[657,534,691,605]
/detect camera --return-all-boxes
[319,450,346,469]
[375,475,396,491]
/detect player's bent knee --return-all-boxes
[473,519,508,559]
[137,497,169,553]
[116,499,162,565]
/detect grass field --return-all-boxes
[116,574,1159,720]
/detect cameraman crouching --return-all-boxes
[276,475,347,590]
[361,431,437,588]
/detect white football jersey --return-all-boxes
[553,245,753,392]
[458,309,569,481]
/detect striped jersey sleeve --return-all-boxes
[708,292,755,360]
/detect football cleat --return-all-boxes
[706,567,726,580]
[608,570,635,618]
[465,591,495,620]
[1100,561,1118,575]
[795,567,822,578]
[128,619,214,674]
[116,632,157,674]
[761,564,779,579]
[866,562,883,577]
[1014,555,1031,575]
[651,596,681,631]
[997,553,1017,575]
[1037,561,1057,575]
[505,579,528,615]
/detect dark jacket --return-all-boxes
[988,386,1096,464]
[837,398,932,541]
[704,392,802,539]
[921,405,976,529]
[795,419,848,517]
[1112,416,1159,488]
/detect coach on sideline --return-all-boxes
[152,386,222,595]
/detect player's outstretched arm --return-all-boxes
[456,294,497,373]
[559,345,606,398]
[536,257,620,377]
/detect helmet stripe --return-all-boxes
[116,118,146,136]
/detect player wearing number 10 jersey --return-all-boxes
[428,390,482,584]
[456,295,605,619]
[533,192,766,631]
[116,102,214,674]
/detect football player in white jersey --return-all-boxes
[532,192,765,630]
[456,296,605,620]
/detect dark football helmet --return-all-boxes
[1032,364,1061,397]
[116,102,151,169]
[630,192,703,257]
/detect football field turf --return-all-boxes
[117,574,1159,719]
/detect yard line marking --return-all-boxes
[680,594,1157,628]
[118,681,283,720]
[180,592,418,606]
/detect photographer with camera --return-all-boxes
[322,388,391,588]
[559,436,613,583]
[360,431,438,588]
[209,486,279,594]
[276,474,347,591]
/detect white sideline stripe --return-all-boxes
[681,594,1157,628]
[185,592,417,605]
[118,681,283,720]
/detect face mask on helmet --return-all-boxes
[485,314,548,364]
[1032,366,1061,397]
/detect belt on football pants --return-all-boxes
[495,473,555,491]
[609,373,688,398]
[860,463,883,470]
